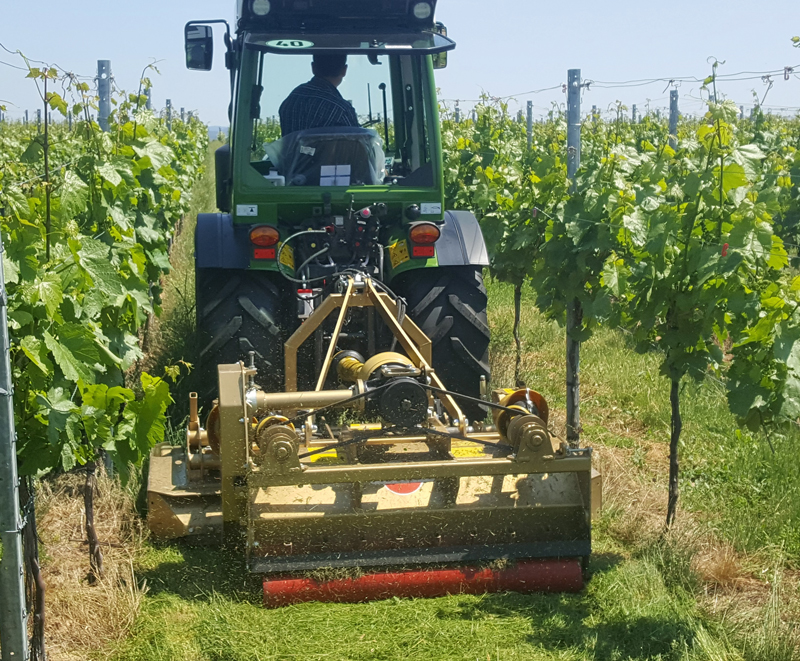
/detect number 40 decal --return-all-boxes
[266,39,315,49]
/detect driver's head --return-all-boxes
[312,54,348,87]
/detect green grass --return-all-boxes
[105,155,800,660]
[109,542,712,661]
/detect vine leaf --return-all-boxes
[20,336,53,375]
[122,373,172,457]
[29,273,63,317]
[97,162,123,188]
[773,327,800,420]
[59,170,89,220]
[73,237,126,297]
[43,324,102,384]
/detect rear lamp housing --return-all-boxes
[409,223,441,245]
[251,0,271,16]
[412,1,433,19]
[250,226,280,247]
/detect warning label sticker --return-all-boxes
[279,243,295,270]
[388,239,410,269]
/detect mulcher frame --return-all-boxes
[206,277,594,574]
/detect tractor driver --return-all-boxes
[279,54,360,136]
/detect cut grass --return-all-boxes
[110,549,705,661]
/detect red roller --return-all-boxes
[263,559,583,607]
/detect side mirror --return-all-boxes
[432,23,448,70]
[186,25,214,71]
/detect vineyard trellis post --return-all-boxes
[166,99,173,131]
[454,102,460,124]
[526,101,533,150]
[669,90,679,151]
[181,107,185,123]
[0,232,29,661]
[97,60,111,132]
[566,68,582,445]
[24,110,28,125]
[36,109,41,133]
[632,104,637,123]
[145,88,152,110]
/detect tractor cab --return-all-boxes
[186,1,454,236]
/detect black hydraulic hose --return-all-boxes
[276,229,330,284]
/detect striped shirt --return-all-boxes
[279,77,360,136]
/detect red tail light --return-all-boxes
[409,223,441,245]
[250,226,280,247]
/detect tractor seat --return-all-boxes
[279,127,386,187]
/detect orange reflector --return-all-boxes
[250,226,280,247]
[409,223,441,245]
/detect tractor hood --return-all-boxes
[237,0,441,33]
[244,30,455,55]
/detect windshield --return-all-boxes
[246,52,434,188]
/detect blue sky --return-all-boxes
[2,1,799,125]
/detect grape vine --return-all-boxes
[442,85,800,524]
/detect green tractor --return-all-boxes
[146,2,597,601]
[186,0,490,421]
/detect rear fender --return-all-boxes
[195,213,278,271]
[386,210,488,281]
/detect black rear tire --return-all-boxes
[195,269,289,406]
[393,266,491,423]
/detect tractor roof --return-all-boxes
[236,0,439,34]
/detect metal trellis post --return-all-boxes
[566,68,582,446]
[181,107,185,123]
[166,99,172,131]
[669,90,679,151]
[526,100,533,150]
[0,232,29,661]
[97,60,111,132]
[145,88,152,111]
[454,104,460,124]
[632,104,637,123]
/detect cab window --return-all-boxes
[247,52,433,188]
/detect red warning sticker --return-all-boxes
[384,482,424,495]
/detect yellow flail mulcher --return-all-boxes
[148,275,601,606]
